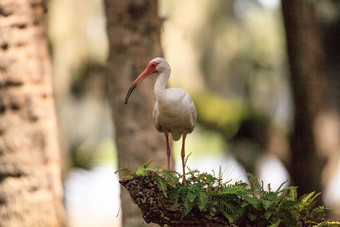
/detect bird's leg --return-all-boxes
[181,133,187,181]
[165,132,171,171]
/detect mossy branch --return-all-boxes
[118,163,340,227]
[120,172,229,226]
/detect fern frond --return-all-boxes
[316,221,340,227]
[155,174,168,197]
[221,209,234,223]
[198,190,208,211]
[184,195,195,215]
[244,196,260,210]
[147,165,162,171]
[114,167,132,174]
[143,160,153,168]
[135,166,147,176]
[300,191,316,205]
[275,180,289,193]
[288,186,297,201]
[247,173,263,192]
[184,152,192,167]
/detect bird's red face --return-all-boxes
[125,62,159,104]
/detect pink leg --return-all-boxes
[165,133,171,171]
[181,134,187,180]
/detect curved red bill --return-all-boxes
[125,63,158,104]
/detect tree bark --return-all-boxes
[0,0,66,226]
[104,0,166,226]
[281,0,325,196]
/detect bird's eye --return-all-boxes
[151,64,155,67]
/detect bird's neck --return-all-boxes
[154,70,170,100]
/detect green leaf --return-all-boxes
[187,191,197,203]
[245,196,260,210]
[233,207,244,220]
[167,180,178,188]
[275,180,288,193]
[198,191,208,211]
[114,167,131,174]
[171,189,180,208]
[307,192,321,208]
[222,186,245,194]
[248,212,257,221]
[135,167,147,176]
[221,209,234,223]
[184,152,192,167]
[265,211,273,220]
[147,165,162,170]
[172,187,188,209]
[155,175,167,197]
[265,191,278,201]
[143,160,153,168]
[205,174,216,185]
[300,191,316,205]
[241,201,250,208]
[184,197,195,215]
[262,199,274,210]
[316,221,340,227]
[288,187,297,201]
[247,173,263,191]
[269,218,281,227]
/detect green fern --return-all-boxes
[118,164,340,226]
[198,189,208,210]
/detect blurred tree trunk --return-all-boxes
[281,0,325,196]
[315,1,340,218]
[104,0,165,226]
[0,1,65,226]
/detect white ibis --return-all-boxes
[125,57,197,180]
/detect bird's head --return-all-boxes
[125,57,169,104]
[149,57,170,72]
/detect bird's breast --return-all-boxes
[153,98,195,138]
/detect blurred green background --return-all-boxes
[47,0,340,226]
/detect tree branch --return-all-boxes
[120,172,231,227]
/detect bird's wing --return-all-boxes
[190,101,197,128]
[184,92,197,129]
[173,88,197,130]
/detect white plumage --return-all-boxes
[125,57,197,180]
[153,88,196,141]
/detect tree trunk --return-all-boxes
[0,1,65,226]
[104,0,166,226]
[281,0,325,196]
